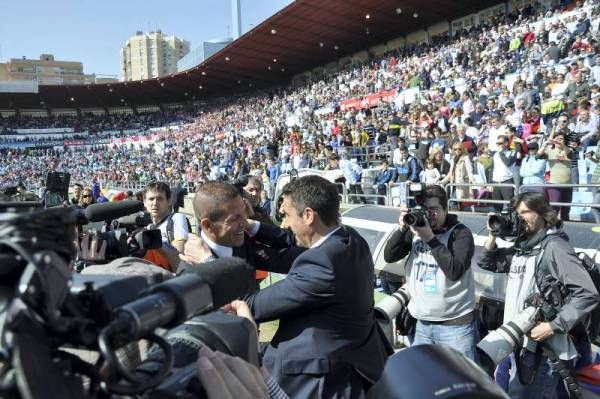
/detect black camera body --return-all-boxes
[488,209,521,240]
[403,207,427,227]
[402,183,427,227]
[83,210,162,262]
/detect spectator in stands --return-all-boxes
[453,125,477,157]
[488,115,507,153]
[431,149,451,182]
[538,132,573,221]
[373,159,394,205]
[393,147,420,185]
[570,107,599,151]
[420,157,442,186]
[491,135,517,211]
[441,144,475,208]
[519,141,547,192]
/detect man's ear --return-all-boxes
[200,218,212,232]
[303,207,316,226]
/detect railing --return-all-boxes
[445,183,518,208]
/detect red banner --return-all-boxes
[339,89,397,111]
[64,140,84,146]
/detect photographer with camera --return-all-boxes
[383,185,477,360]
[479,192,599,399]
[144,181,190,271]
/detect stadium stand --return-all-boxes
[1,0,599,222]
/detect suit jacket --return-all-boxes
[247,224,392,399]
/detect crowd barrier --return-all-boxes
[100,179,599,222]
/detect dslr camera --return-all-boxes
[488,209,521,240]
[402,183,427,227]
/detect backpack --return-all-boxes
[534,239,600,345]
[165,213,192,243]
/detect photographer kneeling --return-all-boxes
[383,185,477,360]
[479,192,599,399]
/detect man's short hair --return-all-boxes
[421,185,448,211]
[281,175,340,227]
[73,183,83,189]
[145,181,171,200]
[194,182,241,222]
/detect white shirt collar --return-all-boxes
[310,226,342,249]
[200,230,233,258]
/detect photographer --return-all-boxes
[479,192,599,399]
[383,185,477,360]
[144,181,190,271]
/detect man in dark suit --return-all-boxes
[242,175,391,398]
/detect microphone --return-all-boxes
[84,200,145,222]
[106,257,255,342]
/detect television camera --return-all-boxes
[0,203,258,399]
[75,201,162,265]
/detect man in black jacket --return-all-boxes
[383,185,477,359]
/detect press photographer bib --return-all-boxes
[405,224,475,322]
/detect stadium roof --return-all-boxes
[0,0,502,111]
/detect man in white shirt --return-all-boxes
[144,181,190,270]
[487,115,507,152]
[491,135,517,211]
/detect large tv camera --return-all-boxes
[76,201,162,263]
[0,204,258,399]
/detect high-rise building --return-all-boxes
[120,30,190,81]
[0,54,96,85]
[177,38,232,72]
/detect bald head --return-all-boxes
[194,182,241,222]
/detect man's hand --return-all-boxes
[222,300,255,327]
[530,322,554,341]
[398,205,409,232]
[77,234,107,262]
[180,233,213,263]
[242,197,255,218]
[197,346,268,399]
[410,216,434,242]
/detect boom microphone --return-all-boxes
[84,200,145,222]
[106,257,255,342]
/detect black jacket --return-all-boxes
[383,214,475,281]
[247,223,392,398]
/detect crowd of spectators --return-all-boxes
[2,0,600,221]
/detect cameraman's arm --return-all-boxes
[477,238,514,273]
[547,243,600,334]
[383,227,413,263]
[427,225,474,281]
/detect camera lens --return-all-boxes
[488,215,502,231]
[403,213,417,226]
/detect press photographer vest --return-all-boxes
[405,224,475,321]
[505,236,578,360]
